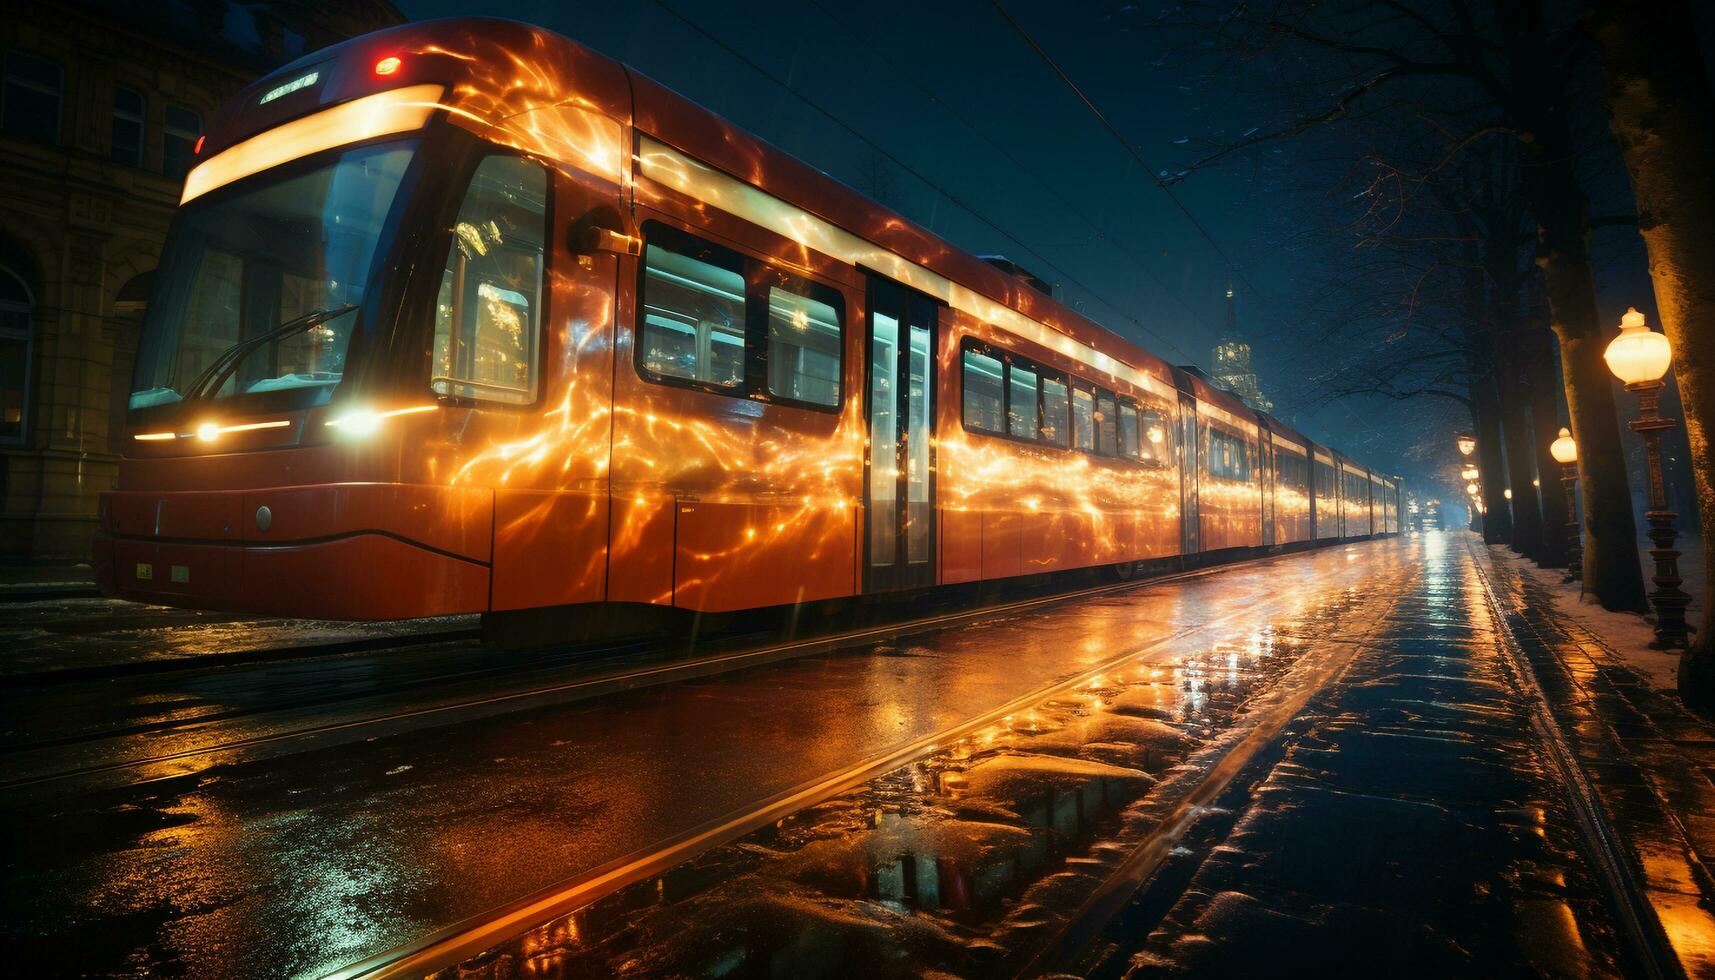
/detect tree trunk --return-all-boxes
[1473,377,1513,545]
[1496,326,1546,559]
[1528,324,1570,568]
[1498,2,1649,613]
[1589,0,1715,707]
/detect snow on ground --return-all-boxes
[1495,538,1706,693]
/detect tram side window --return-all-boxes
[1095,392,1118,456]
[1138,406,1170,464]
[765,282,841,407]
[432,155,548,405]
[1072,387,1095,452]
[1120,402,1140,460]
[963,348,1004,434]
[1040,376,1068,446]
[639,230,746,392]
[1208,427,1252,481]
[1007,362,1038,439]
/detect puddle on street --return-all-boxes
[444,593,1364,978]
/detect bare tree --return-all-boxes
[1588,0,1715,707]
[1137,0,1647,610]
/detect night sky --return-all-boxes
[394,0,1680,506]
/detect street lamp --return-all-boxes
[1456,432,1477,457]
[1461,465,1480,482]
[1604,307,1690,649]
[1503,488,1512,500]
[1550,427,1581,585]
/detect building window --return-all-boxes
[112,86,145,167]
[2,52,62,144]
[162,104,201,179]
[431,155,549,405]
[0,266,32,444]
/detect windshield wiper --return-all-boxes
[182,305,359,402]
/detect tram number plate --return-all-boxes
[135,562,153,581]
[170,565,190,584]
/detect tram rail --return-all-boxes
[2,554,1284,796]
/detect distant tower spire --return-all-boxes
[1210,285,1273,413]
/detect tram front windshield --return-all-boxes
[129,139,418,412]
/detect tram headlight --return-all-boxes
[195,422,220,442]
[328,408,382,437]
[325,403,437,438]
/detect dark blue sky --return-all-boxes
[396,1,1281,365]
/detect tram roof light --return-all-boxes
[374,55,402,77]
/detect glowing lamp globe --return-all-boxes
[1466,482,1479,497]
[1503,488,1513,500]
[1460,465,1479,481]
[1455,433,1476,456]
[1603,307,1672,384]
[1550,427,1577,465]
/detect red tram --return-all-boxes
[93,19,1404,621]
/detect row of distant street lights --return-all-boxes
[1456,308,1691,651]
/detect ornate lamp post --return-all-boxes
[1550,428,1581,585]
[1604,308,1691,650]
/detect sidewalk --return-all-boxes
[1481,543,1715,976]
[0,560,96,599]
[1107,533,1630,977]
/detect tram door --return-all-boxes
[1259,433,1275,546]
[1178,394,1200,556]
[864,276,937,593]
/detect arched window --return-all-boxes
[0,266,33,444]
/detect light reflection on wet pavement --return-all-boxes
[1486,550,1715,978]
[1,541,1408,978]
[446,534,1631,978]
[1087,534,1628,978]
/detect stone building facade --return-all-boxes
[0,0,399,559]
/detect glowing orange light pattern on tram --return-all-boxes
[93,19,1403,621]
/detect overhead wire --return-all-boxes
[985,0,1272,308]
[801,0,1214,365]
[648,0,1199,365]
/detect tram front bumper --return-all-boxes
[94,484,493,621]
